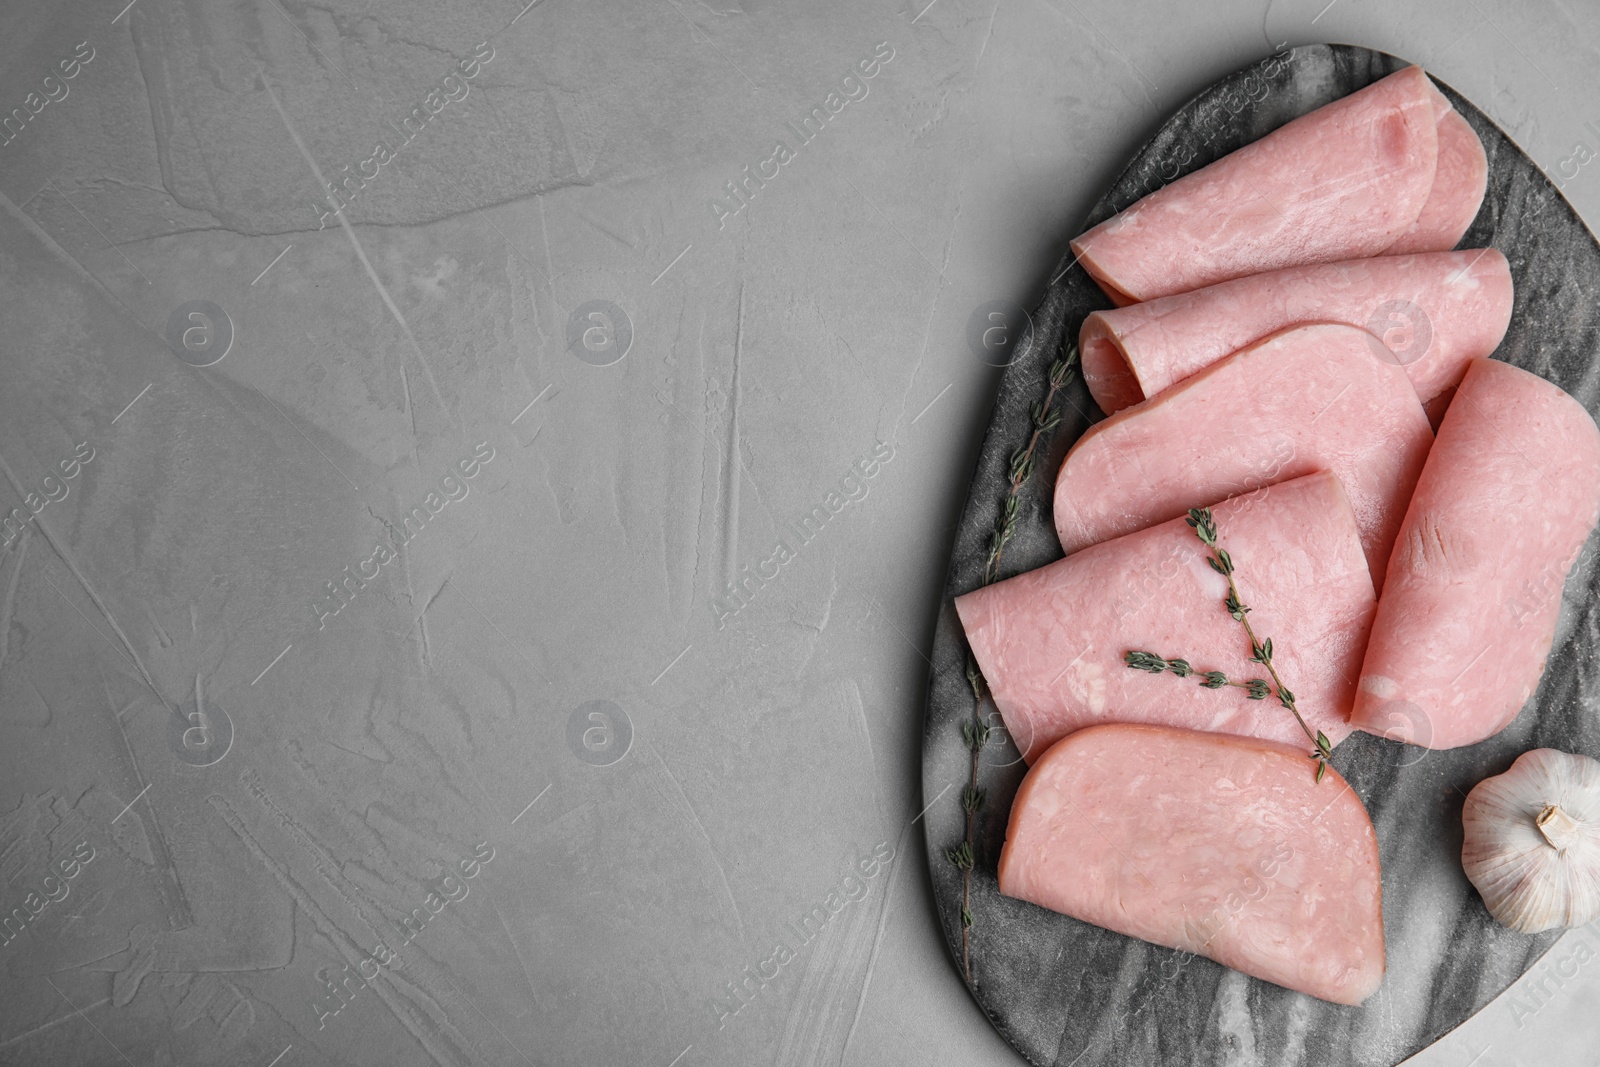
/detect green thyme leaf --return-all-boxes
[1050,348,1078,387]
[1125,650,1169,673]
[1187,507,1218,547]
[961,720,991,752]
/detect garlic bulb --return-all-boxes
[1462,748,1600,933]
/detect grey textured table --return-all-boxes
[0,2,1596,1066]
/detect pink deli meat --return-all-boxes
[1384,83,1487,255]
[1351,359,1600,749]
[957,471,1374,763]
[1071,66,1440,305]
[1080,249,1512,414]
[1055,323,1433,585]
[998,723,1385,1005]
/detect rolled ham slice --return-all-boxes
[1072,66,1440,305]
[1080,249,1512,415]
[1352,359,1600,749]
[1056,323,1434,585]
[957,471,1374,762]
[998,723,1385,1006]
[1384,83,1487,255]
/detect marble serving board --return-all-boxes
[921,42,1600,1067]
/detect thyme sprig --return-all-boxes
[984,347,1079,584]
[953,653,987,981]
[953,337,1080,987]
[1125,507,1334,783]
[1123,651,1272,700]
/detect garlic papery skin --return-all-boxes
[1465,751,1600,934]
[1462,748,1600,934]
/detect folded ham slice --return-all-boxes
[1072,66,1440,305]
[1080,249,1512,414]
[1352,359,1600,749]
[958,471,1374,762]
[1384,83,1487,255]
[998,723,1385,1006]
[1056,323,1433,585]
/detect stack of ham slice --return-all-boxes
[962,64,1600,1006]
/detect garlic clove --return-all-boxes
[1461,748,1600,933]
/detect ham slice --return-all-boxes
[1071,66,1440,305]
[1352,359,1600,749]
[957,471,1374,762]
[1055,323,1433,584]
[998,723,1385,1006]
[1384,84,1487,255]
[1080,249,1512,415]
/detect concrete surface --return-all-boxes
[0,0,1597,1065]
